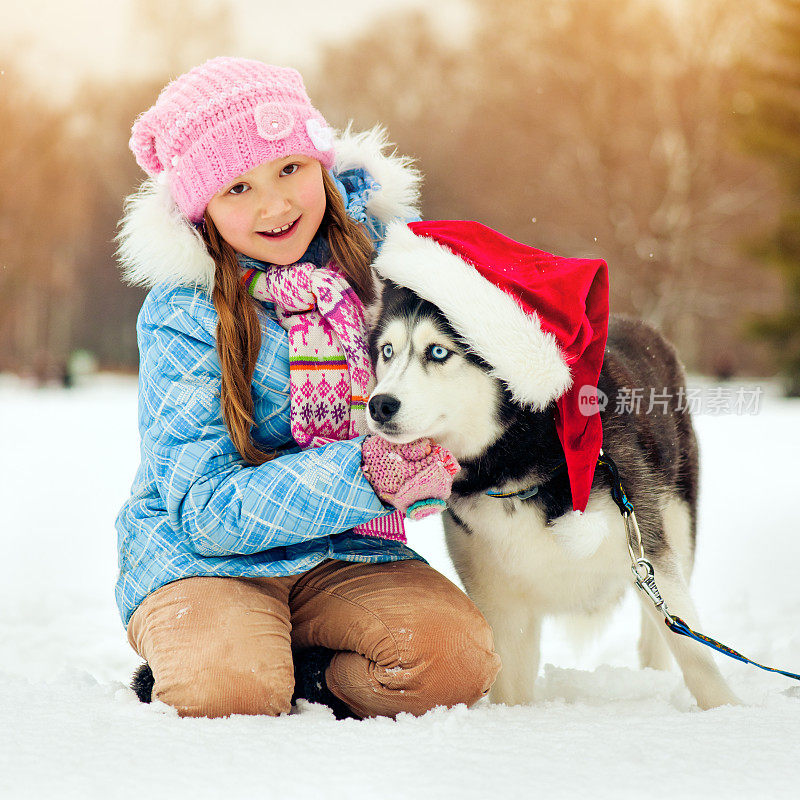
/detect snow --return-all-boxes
[1,374,799,799]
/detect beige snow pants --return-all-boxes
[127,558,500,719]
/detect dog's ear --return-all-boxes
[364,273,388,337]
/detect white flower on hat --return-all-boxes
[255,103,294,141]
[306,118,334,151]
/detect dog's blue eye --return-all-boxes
[382,344,393,360]
[429,345,450,361]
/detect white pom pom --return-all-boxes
[549,510,611,559]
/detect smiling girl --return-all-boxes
[115,57,499,720]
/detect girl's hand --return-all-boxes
[361,436,460,520]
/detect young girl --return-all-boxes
[115,57,500,720]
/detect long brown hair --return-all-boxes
[202,167,376,465]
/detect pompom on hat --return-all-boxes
[129,57,335,222]
[373,220,610,513]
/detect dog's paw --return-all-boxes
[548,510,610,559]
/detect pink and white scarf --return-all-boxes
[241,261,406,543]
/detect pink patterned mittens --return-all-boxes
[361,436,460,520]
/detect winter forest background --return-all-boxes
[2,0,800,391]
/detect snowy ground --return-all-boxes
[1,374,798,799]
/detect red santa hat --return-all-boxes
[373,220,610,513]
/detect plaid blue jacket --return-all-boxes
[115,165,422,626]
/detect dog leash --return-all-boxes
[484,451,800,681]
[597,449,800,682]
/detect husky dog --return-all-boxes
[366,279,739,710]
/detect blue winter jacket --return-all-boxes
[115,129,423,627]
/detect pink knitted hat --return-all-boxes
[129,57,336,222]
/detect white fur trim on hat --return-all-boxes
[373,222,573,409]
[115,125,422,294]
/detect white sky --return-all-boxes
[0,0,472,102]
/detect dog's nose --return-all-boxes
[368,394,401,423]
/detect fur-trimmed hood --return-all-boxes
[115,125,422,295]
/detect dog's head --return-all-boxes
[366,282,507,460]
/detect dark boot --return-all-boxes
[131,662,154,703]
[292,647,359,720]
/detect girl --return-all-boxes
[115,57,500,720]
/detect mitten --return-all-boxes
[361,436,460,520]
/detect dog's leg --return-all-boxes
[637,496,690,672]
[484,603,542,706]
[444,514,543,706]
[638,557,740,709]
[638,611,673,671]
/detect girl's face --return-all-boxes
[206,155,327,265]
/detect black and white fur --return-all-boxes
[366,282,739,709]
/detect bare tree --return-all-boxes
[0,68,94,378]
[313,0,780,374]
[0,0,236,378]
